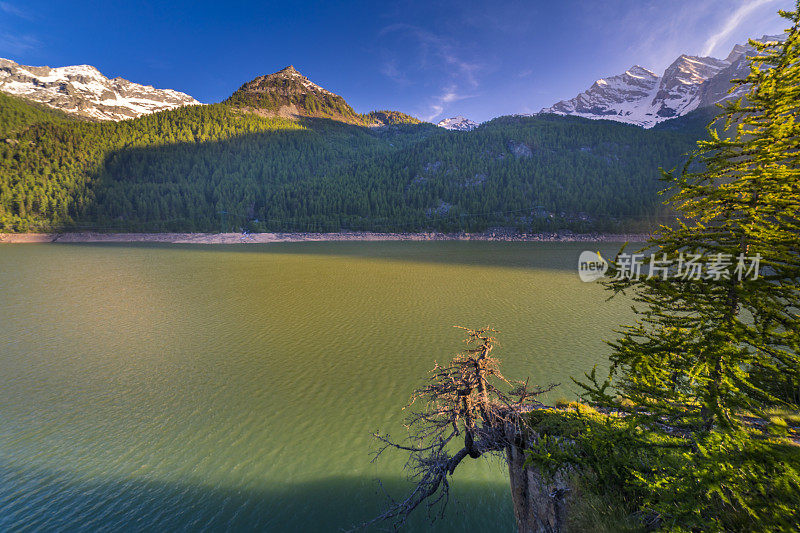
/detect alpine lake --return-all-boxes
[0,241,635,532]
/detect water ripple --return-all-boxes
[0,242,631,531]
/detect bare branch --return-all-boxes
[359,327,558,530]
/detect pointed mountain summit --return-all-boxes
[651,54,729,119]
[236,65,336,98]
[437,116,479,131]
[542,65,659,125]
[541,34,787,128]
[224,65,419,126]
[224,64,360,122]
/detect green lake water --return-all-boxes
[0,241,633,532]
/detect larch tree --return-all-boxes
[580,6,800,529]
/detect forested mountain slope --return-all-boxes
[0,93,702,233]
[0,91,79,137]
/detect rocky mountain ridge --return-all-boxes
[0,57,200,121]
[437,116,480,131]
[541,35,783,128]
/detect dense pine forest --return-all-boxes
[0,91,704,233]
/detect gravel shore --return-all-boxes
[0,231,650,244]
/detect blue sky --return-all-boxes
[0,0,793,122]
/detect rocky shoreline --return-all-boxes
[0,231,650,244]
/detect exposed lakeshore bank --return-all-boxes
[0,231,650,244]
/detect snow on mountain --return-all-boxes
[543,65,660,126]
[694,37,785,109]
[437,116,479,131]
[0,58,200,121]
[541,35,783,128]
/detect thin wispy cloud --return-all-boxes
[611,1,718,72]
[0,1,39,57]
[378,24,481,84]
[380,60,409,85]
[378,23,483,121]
[424,105,443,121]
[441,90,460,103]
[422,85,477,122]
[587,0,789,79]
[0,1,33,20]
[702,0,779,55]
[0,32,40,55]
[423,87,478,122]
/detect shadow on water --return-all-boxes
[0,465,513,532]
[51,240,636,273]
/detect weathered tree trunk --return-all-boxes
[505,433,571,533]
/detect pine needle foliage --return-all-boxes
[576,7,800,530]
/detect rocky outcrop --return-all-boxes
[508,140,533,158]
[505,421,574,533]
[507,444,572,532]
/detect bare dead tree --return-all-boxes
[363,326,557,530]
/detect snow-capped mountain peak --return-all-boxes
[541,35,784,128]
[625,65,658,78]
[437,116,479,131]
[724,44,748,64]
[0,57,201,121]
[542,65,659,126]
